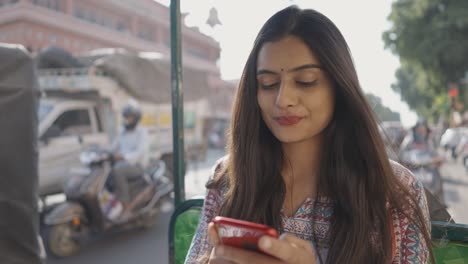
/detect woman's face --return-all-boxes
[256,36,335,144]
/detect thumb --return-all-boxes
[208,222,220,246]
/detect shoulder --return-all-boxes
[389,162,431,263]
[199,156,229,216]
[206,155,229,188]
[389,160,430,227]
[389,160,424,195]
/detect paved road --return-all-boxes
[440,159,468,223]
[44,150,468,264]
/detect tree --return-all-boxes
[366,93,401,122]
[383,0,468,118]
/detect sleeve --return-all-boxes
[399,172,431,264]
[123,128,148,165]
[185,156,226,264]
[185,160,226,264]
[111,130,121,153]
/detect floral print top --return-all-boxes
[185,160,430,264]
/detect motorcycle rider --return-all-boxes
[111,103,149,210]
[402,119,430,148]
[401,118,444,163]
[400,118,445,203]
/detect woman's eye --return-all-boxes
[296,80,318,87]
[260,82,280,89]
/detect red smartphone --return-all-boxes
[212,216,278,253]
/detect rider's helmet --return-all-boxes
[122,103,142,131]
[413,118,431,142]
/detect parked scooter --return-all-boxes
[401,149,445,205]
[42,146,173,257]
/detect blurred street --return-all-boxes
[46,148,225,264]
[441,159,468,223]
[45,148,467,264]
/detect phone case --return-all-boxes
[212,216,278,252]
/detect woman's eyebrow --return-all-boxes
[256,69,278,76]
[257,64,322,75]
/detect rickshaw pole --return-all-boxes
[170,0,185,206]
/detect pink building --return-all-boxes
[0,0,220,73]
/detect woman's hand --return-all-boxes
[207,223,317,264]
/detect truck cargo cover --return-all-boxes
[93,51,211,104]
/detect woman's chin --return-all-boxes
[273,133,307,144]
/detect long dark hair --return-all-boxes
[211,6,432,264]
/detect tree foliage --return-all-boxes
[366,93,401,122]
[383,0,468,118]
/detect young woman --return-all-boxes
[186,6,432,264]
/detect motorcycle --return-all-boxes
[401,149,445,205]
[42,146,173,257]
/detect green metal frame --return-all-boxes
[168,199,204,264]
[432,221,468,263]
[170,0,185,207]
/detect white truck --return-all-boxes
[37,52,210,198]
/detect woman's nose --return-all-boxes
[275,81,298,108]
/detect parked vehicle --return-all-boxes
[43,146,173,257]
[38,98,109,197]
[37,51,211,198]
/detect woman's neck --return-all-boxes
[282,136,322,198]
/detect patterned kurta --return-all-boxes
[185,160,430,263]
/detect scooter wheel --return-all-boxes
[45,223,81,257]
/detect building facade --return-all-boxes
[0,0,220,73]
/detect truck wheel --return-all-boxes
[45,223,81,257]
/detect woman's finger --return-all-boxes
[208,222,220,246]
[213,245,280,264]
[258,234,316,263]
[257,236,300,262]
[209,248,236,264]
[279,233,316,254]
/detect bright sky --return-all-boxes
[156,0,417,127]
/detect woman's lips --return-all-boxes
[274,116,304,126]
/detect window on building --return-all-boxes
[116,21,128,32]
[74,7,84,19]
[0,0,19,8]
[186,46,210,61]
[33,0,61,12]
[87,10,96,23]
[48,0,59,11]
[138,27,154,42]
